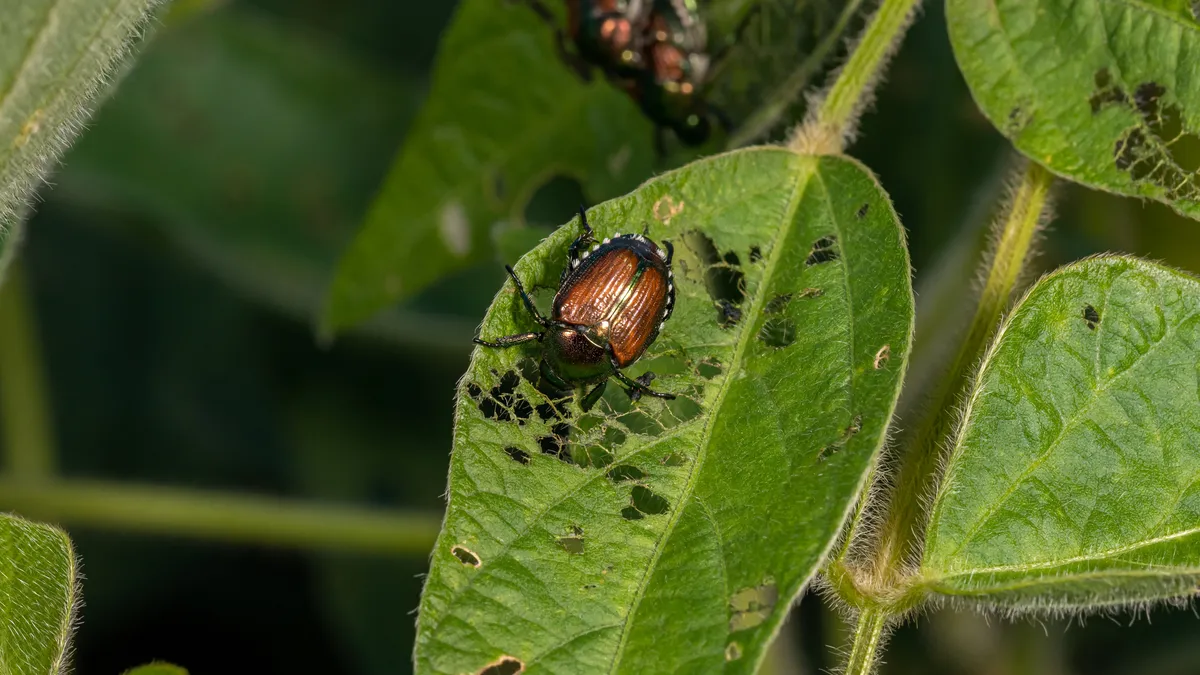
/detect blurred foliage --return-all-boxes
[4,0,1200,673]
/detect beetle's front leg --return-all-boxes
[473,331,543,348]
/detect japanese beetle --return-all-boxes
[474,206,677,404]
[520,0,651,79]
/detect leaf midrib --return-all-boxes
[605,153,818,673]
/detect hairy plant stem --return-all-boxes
[0,478,442,556]
[794,0,923,153]
[844,608,887,675]
[0,261,56,478]
[869,160,1054,583]
[726,0,868,148]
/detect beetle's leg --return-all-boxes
[568,205,598,264]
[608,350,676,400]
[512,0,593,81]
[663,240,675,265]
[473,332,543,348]
[505,265,549,326]
[581,381,607,411]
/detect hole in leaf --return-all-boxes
[476,371,533,424]
[749,245,763,262]
[621,506,644,520]
[759,317,797,347]
[725,642,743,661]
[608,464,646,482]
[573,444,614,468]
[729,582,778,632]
[631,485,670,515]
[806,236,839,266]
[1083,304,1101,330]
[661,452,687,466]
[765,294,793,314]
[557,526,585,555]
[503,447,531,465]
[1089,68,1127,113]
[523,175,585,226]
[451,545,481,567]
[856,202,869,219]
[696,358,723,379]
[874,344,891,369]
[685,231,745,326]
[539,422,571,458]
[477,656,524,675]
[1134,82,1165,118]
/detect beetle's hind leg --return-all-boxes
[473,332,543,348]
[581,381,607,411]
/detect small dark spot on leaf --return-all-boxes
[717,299,743,328]
[726,643,743,661]
[1089,68,1127,114]
[749,245,763,262]
[1135,82,1166,118]
[503,447,531,465]
[817,416,862,461]
[477,656,524,675]
[1094,67,1113,89]
[621,506,644,520]
[759,317,797,347]
[874,344,891,369]
[765,294,793,314]
[729,582,778,632]
[608,464,646,482]
[583,583,599,590]
[631,485,670,515]
[697,358,723,379]
[806,236,839,266]
[1083,304,1101,330]
[856,202,870,219]
[451,545,481,567]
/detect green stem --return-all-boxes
[795,0,923,153]
[871,160,1054,580]
[0,260,56,478]
[0,478,442,556]
[725,0,867,149]
[844,608,888,675]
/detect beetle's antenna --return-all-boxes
[578,204,594,237]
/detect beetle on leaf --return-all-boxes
[474,206,677,408]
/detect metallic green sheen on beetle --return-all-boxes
[474,206,677,403]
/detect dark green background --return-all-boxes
[14,0,1200,672]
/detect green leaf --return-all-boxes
[923,256,1200,607]
[50,8,467,348]
[947,0,1200,220]
[322,0,656,333]
[121,663,188,675]
[0,513,77,675]
[416,148,913,673]
[0,0,161,274]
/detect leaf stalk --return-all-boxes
[868,159,1054,584]
[0,477,442,557]
[844,607,888,675]
[0,260,57,478]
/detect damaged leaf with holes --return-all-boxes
[416,147,914,673]
[923,257,1200,607]
[321,0,656,332]
[947,0,1200,220]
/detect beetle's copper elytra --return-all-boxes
[473,206,676,403]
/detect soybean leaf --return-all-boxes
[946,0,1200,220]
[121,664,188,675]
[0,513,77,675]
[416,148,913,673]
[50,8,471,350]
[0,0,161,276]
[923,256,1200,608]
[322,0,656,333]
